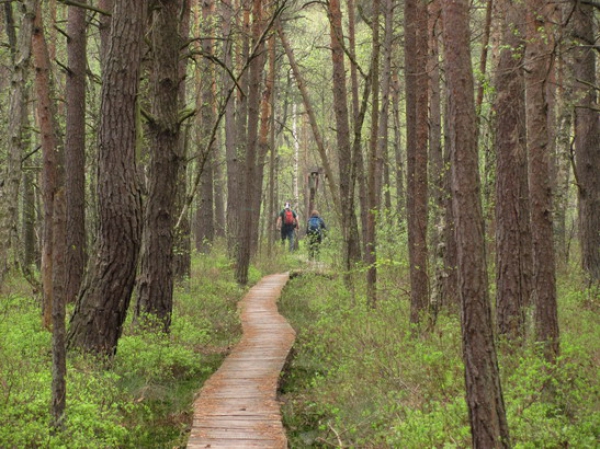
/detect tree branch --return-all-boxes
[57,0,111,15]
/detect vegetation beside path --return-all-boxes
[2,238,599,447]
[279,263,600,447]
[0,249,247,448]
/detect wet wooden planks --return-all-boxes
[187,273,295,449]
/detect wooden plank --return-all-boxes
[186,273,294,449]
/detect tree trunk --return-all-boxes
[572,1,600,285]
[494,0,532,341]
[0,0,34,282]
[173,0,192,279]
[524,0,559,363]
[236,0,264,285]
[328,0,361,274]
[428,0,444,315]
[68,0,146,357]
[32,0,64,330]
[441,0,511,446]
[65,0,87,304]
[196,0,216,253]
[222,0,239,257]
[135,0,183,332]
[365,0,381,308]
[405,0,430,327]
[252,33,275,254]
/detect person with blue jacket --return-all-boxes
[306,210,327,260]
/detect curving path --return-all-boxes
[187,273,295,449]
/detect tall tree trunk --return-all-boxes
[67,0,146,357]
[196,0,216,253]
[0,0,34,282]
[252,32,275,254]
[405,0,430,327]
[572,1,600,285]
[524,0,559,362]
[222,0,239,257]
[328,0,361,275]
[494,0,532,341]
[428,0,444,315]
[441,0,511,446]
[32,0,64,330]
[365,0,381,308]
[173,0,192,279]
[31,0,68,425]
[391,74,405,222]
[236,0,264,285]
[135,0,183,332]
[65,0,87,305]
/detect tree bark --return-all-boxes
[365,0,381,308]
[328,0,362,275]
[0,0,34,282]
[32,0,64,330]
[65,0,87,304]
[524,0,559,362]
[68,0,146,356]
[441,0,511,446]
[405,0,430,327]
[572,1,600,285]
[236,0,265,285]
[135,0,183,332]
[196,0,216,253]
[494,0,532,341]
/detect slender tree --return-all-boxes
[65,0,87,304]
[196,0,216,253]
[365,0,381,308]
[32,0,64,330]
[68,0,146,356]
[441,0,510,445]
[405,0,430,326]
[328,0,362,275]
[236,0,266,284]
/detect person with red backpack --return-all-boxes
[276,202,299,252]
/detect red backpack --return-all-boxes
[283,209,295,226]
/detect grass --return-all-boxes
[2,234,599,448]
[278,258,600,448]
[0,249,246,448]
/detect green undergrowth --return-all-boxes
[279,270,600,448]
[0,250,245,448]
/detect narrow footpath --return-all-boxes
[187,273,295,449]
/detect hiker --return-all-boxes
[276,202,299,252]
[306,210,327,260]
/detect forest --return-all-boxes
[0,0,599,447]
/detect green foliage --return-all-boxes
[0,251,244,448]
[279,268,600,447]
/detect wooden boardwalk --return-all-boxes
[187,273,295,449]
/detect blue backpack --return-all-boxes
[308,216,321,234]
